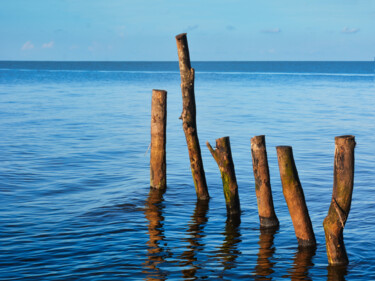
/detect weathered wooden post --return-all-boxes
[207,137,240,219]
[251,135,279,228]
[175,33,209,200]
[276,146,316,247]
[323,135,355,265]
[150,89,167,189]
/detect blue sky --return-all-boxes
[1,0,374,61]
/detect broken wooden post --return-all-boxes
[251,135,279,228]
[323,135,356,265]
[276,146,316,247]
[207,137,240,219]
[175,33,209,200]
[150,89,167,189]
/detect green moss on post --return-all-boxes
[207,137,240,220]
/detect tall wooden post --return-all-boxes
[276,146,316,247]
[251,135,279,228]
[150,89,167,189]
[207,137,240,218]
[175,33,209,200]
[323,135,355,265]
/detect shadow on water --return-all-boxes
[327,265,348,281]
[143,188,168,281]
[253,226,278,280]
[287,246,316,281]
[180,200,210,280]
[217,214,242,277]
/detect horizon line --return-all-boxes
[0,59,373,63]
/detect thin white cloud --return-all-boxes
[42,41,54,48]
[21,41,34,50]
[185,25,199,32]
[88,41,101,52]
[342,27,359,34]
[261,28,281,33]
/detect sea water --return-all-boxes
[0,61,374,280]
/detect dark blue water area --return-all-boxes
[0,61,375,280]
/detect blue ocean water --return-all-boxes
[0,61,374,280]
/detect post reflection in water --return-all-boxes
[289,246,316,281]
[180,200,209,279]
[217,215,242,273]
[143,188,167,281]
[327,265,348,281]
[253,227,278,280]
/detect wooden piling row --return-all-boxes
[147,32,356,266]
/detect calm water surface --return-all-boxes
[0,61,374,280]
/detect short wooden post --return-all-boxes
[150,89,167,189]
[323,135,355,265]
[207,137,240,218]
[276,146,316,247]
[176,33,209,200]
[251,135,279,228]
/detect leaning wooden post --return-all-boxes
[175,33,209,200]
[251,135,279,228]
[276,146,316,247]
[323,135,356,265]
[207,137,240,218]
[150,89,167,189]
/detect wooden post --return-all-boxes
[323,135,356,265]
[150,89,167,189]
[207,137,240,218]
[276,146,316,247]
[176,33,209,200]
[251,135,279,228]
